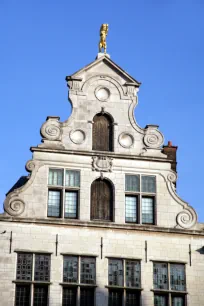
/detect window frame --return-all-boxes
[125,174,157,225]
[152,261,187,306]
[106,257,142,306]
[61,255,97,306]
[47,168,80,219]
[14,252,51,306]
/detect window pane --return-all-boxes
[142,197,154,224]
[126,291,140,306]
[65,170,80,187]
[34,254,50,281]
[49,169,63,186]
[126,260,141,288]
[65,191,78,219]
[15,285,30,306]
[170,264,186,291]
[125,175,140,192]
[125,196,137,223]
[16,253,33,281]
[63,288,77,306]
[48,190,61,217]
[80,257,96,284]
[108,259,123,286]
[109,290,123,306]
[172,296,185,306]
[154,295,168,306]
[63,256,78,283]
[153,263,168,290]
[33,286,48,306]
[80,288,94,306]
[142,176,156,193]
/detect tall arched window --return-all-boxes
[92,113,113,151]
[91,178,113,221]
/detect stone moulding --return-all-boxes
[166,170,197,229]
[92,156,113,172]
[40,117,62,141]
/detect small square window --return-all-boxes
[63,256,78,283]
[141,175,156,193]
[154,294,168,306]
[108,259,123,286]
[125,175,140,192]
[170,264,186,291]
[80,257,96,285]
[49,169,63,186]
[65,170,80,187]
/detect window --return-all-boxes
[62,255,96,306]
[108,258,141,306]
[125,175,156,224]
[15,252,51,306]
[153,262,186,306]
[91,178,113,221]
[48,169,80,218]
[92,113,113,151]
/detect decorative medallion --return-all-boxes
[70,129,86,144]
[95,86,110,102]
[92,156,113,172]
[4,193,25,217]
[118,132,134,148]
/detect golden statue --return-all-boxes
[99,24,109,53]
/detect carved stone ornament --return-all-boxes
[4,193,25,216]
[176,208,197,229]
[92,156,113,172]
[95,86,110,102]
[144,125,164,149]
[26,160,35,172]
[40,117,61,141]
[70,129,86,144]
[118,132,134,148]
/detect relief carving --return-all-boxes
[176,208,197,229]
[92,156,113,172]
[4,193,25,217]
[40,117,61,141]
[144,125,164,149]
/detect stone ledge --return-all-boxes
[1,217,204,236]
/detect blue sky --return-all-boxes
[0,1,204,220]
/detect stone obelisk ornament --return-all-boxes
[99,24,109,53]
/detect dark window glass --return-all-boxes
[16,253,33,281]
[49,169,63,186]
[125,175,140,192]
[34,254,50,282]
[153,263,168,290]
[80,288,94,306]
[80,257,96,285]
[65,170,80,187]
[108,290,123,306]
[47,190,61,217]
[15,285,30,306]
[64,191,78,219]
[62,287,77,306]
[154,295,168,306]
[125,196,137,223]
[63,256,78,283]
[126,260,141,288]
[108,259,123,286]
[126,291,140,306]
[170,264,186,291]
[33,285,48,306]
[172,296,185,306]
[91,179,113,221]
[92,113,113,152]
[142,197,154,224]
[141,175,156,193]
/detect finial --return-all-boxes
[99,24,109,54]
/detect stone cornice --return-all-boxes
[0,217,204,237]
[30,147,172,163]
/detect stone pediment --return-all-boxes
[66,54,141,87]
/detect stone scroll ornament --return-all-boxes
[167,171,197,229]
[40,117,61,141]
[144,125,164,149]
[92,156,113,172]
[4,193,25,217]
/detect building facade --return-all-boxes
[0,52,204,306]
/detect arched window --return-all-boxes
[92,113,113,151]
[91,178,113,221]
